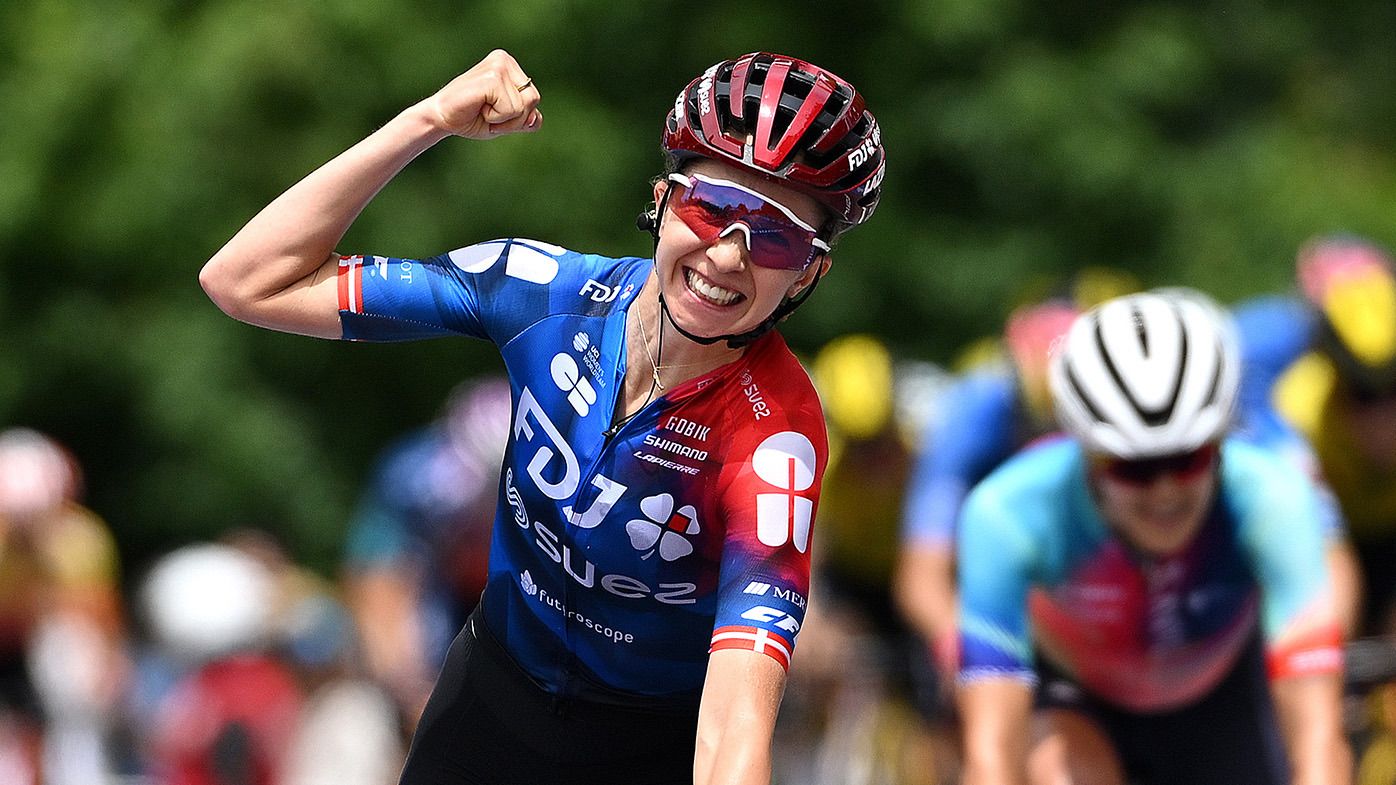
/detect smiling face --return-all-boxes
[651,159,831,341]
[1091,453,1219,556]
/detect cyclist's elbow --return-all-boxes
[200,255,251,320]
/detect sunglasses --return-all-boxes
[665,172,831,271]
[1351,383,1396,407]
[1094,443,1219,486]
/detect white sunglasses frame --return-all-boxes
[666,173,832,256]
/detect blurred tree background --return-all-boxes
[1,0,1392,574]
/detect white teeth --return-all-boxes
[685,269,741,306]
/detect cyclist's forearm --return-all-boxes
[695,651,784,785]
[893,544,958,643]
[959,680,1031,785]
[1272,673,1349,785]
[1325,540,1361,639]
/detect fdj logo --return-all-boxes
[579,279,634,303]
[626,493,700,561]
[752,432,816,553]
[551,353,597,416]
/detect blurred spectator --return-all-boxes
[279,591,403,785]
[341,376,511,721]
[0,428,128,785]
[141,542,303,785]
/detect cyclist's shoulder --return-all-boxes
[1221,435,1296,473]
[963,436,1081,522]
[736,332,823,417]
[437,238,650,296]
[703,335,828,469]
[1219,437,1316,509]
[1232,294,1317,361]
[947,366,1017,407]
[921,368,1018,449]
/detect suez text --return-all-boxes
[518,488,698,605]
[507,387,697,605]
[739,372,771,420]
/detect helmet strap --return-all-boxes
[659,270,823,349]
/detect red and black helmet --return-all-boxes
[663,52,885,233]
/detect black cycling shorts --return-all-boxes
[398,610,699,785]
[1034,632,1289,785]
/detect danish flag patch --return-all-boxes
[337,255,364,314]
[710,625,793,670]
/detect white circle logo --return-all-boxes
[752,432,816,491]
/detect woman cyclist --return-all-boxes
[200,49,884,785]
[957,290,1347,785]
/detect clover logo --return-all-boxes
[625,493,700,561]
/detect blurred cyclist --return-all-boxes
[0,428,127,785]
[958,290,1347,785]
[1236,234,1396,636]
[787,335,949,784]
[811,334,913,633]
[894,297,1080,686]
[201,48,884,784]
[342,376,511,720]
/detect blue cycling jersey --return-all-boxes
[1232,296,1344,539]
[958,437,1340,712]
[900,369,1029,547]
[344,426,498,661]
[337,239,827,698]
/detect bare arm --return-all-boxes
[1271,672,1350,785]
[1325,539,1361,639]
[199,49,542,338]
[693,649,787,785]
[344,565,432,721]
[959,678,1033,785]
[892,542,959,671]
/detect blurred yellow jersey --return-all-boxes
[816,430,911,589]
[1275,353,1396,539]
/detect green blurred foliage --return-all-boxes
[0,0,1392,572]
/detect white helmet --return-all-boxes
[1048,289,1239,458]
[141,543,275,662]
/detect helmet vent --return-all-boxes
[1065,362,1108,425]
[1201,338,1224,407]
[1132,305,1149,355]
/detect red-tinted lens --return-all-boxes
[666,175,824,271]
[1100,444,1219,485]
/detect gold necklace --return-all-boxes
[636,308,666,392]
[635,308,742,391]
